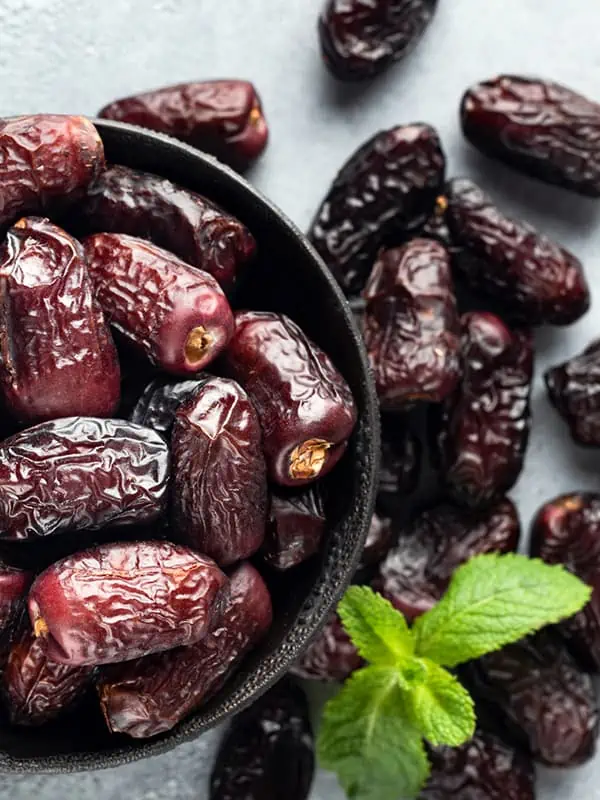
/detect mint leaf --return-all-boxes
[338,586,414,665]
[318,666,430,800]
[414,553,592,667]
[408,660,475,746]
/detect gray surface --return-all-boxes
[0,0,599,796]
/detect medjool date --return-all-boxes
[291,612,362,682]
[263,486,326,570]
[545,339,600,446]
[129,375,210,438]
[359,512,394,568]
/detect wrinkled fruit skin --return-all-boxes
[377,414,421,517]
[0,114,104,229]
[99,80,268,171]
[71,164,256,292]
[445,178,590,325]
[3,627,92,726]
[374,499,520,620]
[223,311,357,486]
[263,486,326,570]
[98,562,272,738]
[545,339,600,446]
[463,629,599,767]
[129,375,211,438]
[0,563,32,661]
[291,611,362,681]
[359,512,394,568]
[0,217,120,424]
[319,0,438,81]
[84,233,234,375]
[172,377,267,566]
[461,75,600,197]
[28,540,228,666]
[0,417,169,541]
[210,677,314,800]
[363,239,461,409]
[432,312,533,507]
[530,493,600,670]
[419,728,535,800]
[308,124,445,296]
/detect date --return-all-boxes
[359,512,394,568]
[308,124,445,295]
[172,377,267,566]
[223,311,357,486]
[545,339,600,446]
[98,562,272,738]
[461,75,600,196]
[28,540,229,666]
[362,239,461,409]
[0,417,169,541]
[291,611,362,682]
[377,414,421,517]
[263,485,326,571]
[129,375,210,438]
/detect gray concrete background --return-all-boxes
[0,0,599,796]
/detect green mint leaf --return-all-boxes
[414,553,592,667]
[338,586,414,666]
[318,665,430,800]
[407,660,475,746]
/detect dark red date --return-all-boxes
[545,339,600,446]
[319,0,438,81]
[129,375,210,438]
[359,512,394,568]
[432,312,533,507]
[0,563,31,632]
[308,124,445,295]
[84,233,234,375]
[445,178,590,325]
[291,611,362,682]
[29,540,228,666]
[362,239,461,409]
[461,75,600,197]
[172,377,267,566]
[377,414,421,517]
[71,164,256,292]
[99,80,268,171]
[263,486,326,571]
[223,311,357,486]
[98,562,272,738]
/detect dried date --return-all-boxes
[0,562,31,661]
[308,124,445,295]
[545,339,600,446]
[377,414,421,517]
[359,512,394,568]
[291,611,362,681]
[129,375,210,438]
[461,75,600,196]
[263,486,326,570]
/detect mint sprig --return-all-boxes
[316,553,591,800]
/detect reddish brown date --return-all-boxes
[72,165,255,292]
[463,630,599,767]
[84,233,234,375]
[377,414,421,517]
[432,313,533,507]
[374,499,520,621]
[359,512,394,568]
[263,486,326,570]
[308,124,445,295]
[0,114,104,228]
[98,562,271,738]
[0,563,31,632]
[28,540,228,666]
[319,0,438,81]
[129,375,210,438]
[172,377,267,566]
[545,340,600,446]
[3,627,92,726]
[0,217,120,424]
[223,311,357,486]
[99,80,268,171]
[291,611,362,682]
[362,239,461,409]
[461,75,600,197]
[0,417,169,541]
[210,677,314,800]
[445,178,590,325]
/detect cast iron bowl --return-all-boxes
[0,120,379,772]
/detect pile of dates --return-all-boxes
[0,112,359,740]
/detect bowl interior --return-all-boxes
[0,121,379,772]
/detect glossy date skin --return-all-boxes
[374,499,520,621]
[432,313,533,507]
[28,540,229,666]
[445,178,590,325]
[308,124,445,295]
[98,562,272,738]
[223,311,357,486]
[263,486,326,570]
[99,80,268,171]
[291,611,362,682]
[377,414,421,517]
[0,115,104,228]
[210,677,314,800]
[0,217,120,424]
[0,417,169,541]
[72,165,256,292]
[319,0,438,81]
[362,239,461,409]
[172,377,267,566]
[130,375,210,438]
[545,339,600,446]
[84,233,234,375]
[461,75,600,196]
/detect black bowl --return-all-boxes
[0,120,379,772]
